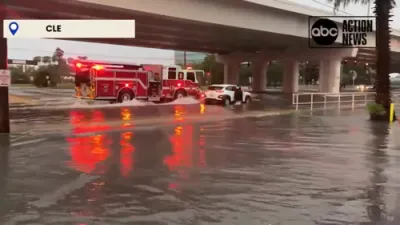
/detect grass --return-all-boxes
[12,83,75,89]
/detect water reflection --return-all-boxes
[163,110,207,190]
[173,105,185,122]
[200,103,205,115]
[120,131,134,177]
[67,108,139,177]
[364,123,390,224]
[120,108,135,177]
[67,110,112,174]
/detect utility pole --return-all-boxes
[0,0,9,133]
[183,51,187,68]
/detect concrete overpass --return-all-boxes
[5,0,400,94]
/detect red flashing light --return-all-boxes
[125,83,129,87]
[206,72,211,76]
[76,62,82,68]
[177,83,181,87]
[186,66,192,70]
[92,65,104,70]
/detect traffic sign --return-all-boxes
[0,69,10,87]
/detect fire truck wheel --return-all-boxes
[174,90,187,99]
[118,90,135,103]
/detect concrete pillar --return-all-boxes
[251,59,268,92]
[319,59,341,93]
[283,61,300,93]
[223,62,240,84]
[216,54,244,85]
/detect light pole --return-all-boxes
[183,51,187,68]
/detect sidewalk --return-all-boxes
[9,94,38,106]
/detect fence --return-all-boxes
[292,92,400,111]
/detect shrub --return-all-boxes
[33,68,51,87]
[367,103,386,115]
[11,69,31,84]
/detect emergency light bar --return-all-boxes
[71,59,143,71]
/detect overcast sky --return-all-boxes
[8,0,399,62]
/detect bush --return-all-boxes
[33,65,62,87]
[367,103,386,115]
[11,69,31,84]
[33,68,51,87]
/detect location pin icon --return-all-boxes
[9,22,19,36]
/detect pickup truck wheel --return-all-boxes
[118,90,134,103]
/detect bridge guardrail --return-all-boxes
[292,92,400,111]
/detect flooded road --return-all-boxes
[1,107,400,224]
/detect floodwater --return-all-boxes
[1,98,400,224]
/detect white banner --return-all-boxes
[4,20,135,38]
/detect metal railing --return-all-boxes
[292,91,400,111]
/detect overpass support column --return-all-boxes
[319,59,341,93]
[216,54,243,85]
[223,62,240,84]
[251,58,268,92]
[283,61,299,93]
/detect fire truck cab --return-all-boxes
[160,65,204,100]
[72,59,204,103]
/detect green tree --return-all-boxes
[196,54,224,85]
[32,56,41,64]
[51,47,66,86]
[33,66,51,87]
[327,0,396,118]
[267,61,284,86]
[42,56,51,63]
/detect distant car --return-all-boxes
[204,84,252,105]
[356,84,374,91]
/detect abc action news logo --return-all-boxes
[308,16,376,48]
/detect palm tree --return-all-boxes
[327,0,396,119]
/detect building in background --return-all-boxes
[174,51,207,65]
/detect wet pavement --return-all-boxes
[1,103,400,224]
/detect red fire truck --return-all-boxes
[70,59,205,103]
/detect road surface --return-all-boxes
[1,106,400,224]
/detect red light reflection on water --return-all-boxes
[173,106,185,122]
[120,108,135,177]
[67,110,111,174]
[164,126,193,178]
[120,131,134,177]
[164,123,209,190]
[198,127,207,168]
[164,125,193,190]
